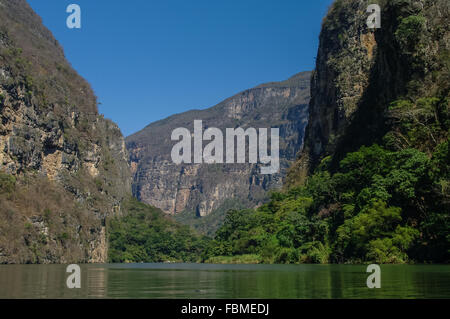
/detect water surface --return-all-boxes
[0,263,449,299]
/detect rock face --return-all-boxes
[0,0,131,263]
[287,0,450,186]
[127,72,310,218]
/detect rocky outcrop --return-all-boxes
[287,0,449,186]
[127,72,311,218]
[0,0,131,263]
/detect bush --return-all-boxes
[0,171,16,194]
[395,15,426,51]
[299,242,330,264]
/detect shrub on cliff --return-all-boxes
[0,171,15,194]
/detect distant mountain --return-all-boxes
[126,72,311,233]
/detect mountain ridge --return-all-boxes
[126,71,311,233]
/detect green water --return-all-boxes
[0,263,449,299]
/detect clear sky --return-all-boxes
[27,0,334,136]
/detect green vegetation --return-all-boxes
[387,97,449,152]
[204,130,449,264]
[204,90,450,263]
[0,171,16,194]
[108,197,210,263]
[395,15,426,52]
[174,199,246,237]
[205,254,262,264]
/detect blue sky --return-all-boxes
[27,0,334,136]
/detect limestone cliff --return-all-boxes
[287,0,449,186]
[0,0,131,263]
[127,72,310,226]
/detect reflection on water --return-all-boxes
[0,263,449,299]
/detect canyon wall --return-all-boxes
[127,72,311,222]
[0,0,131,263]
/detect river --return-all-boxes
[0,263,449,298]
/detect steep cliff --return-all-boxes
[127,72,310,233]
[287,0,449,186]
[0,0,131,263]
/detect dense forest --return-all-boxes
[108,197,209,263]
[203,139,449,264]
